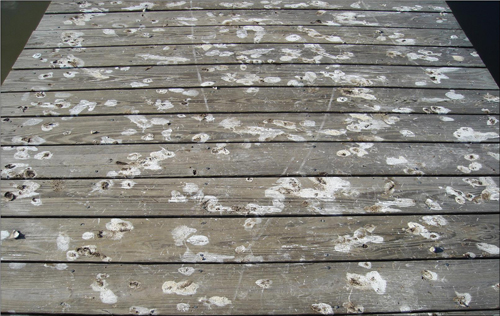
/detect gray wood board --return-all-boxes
[36,10,460,30]
[13,44,483,69]
[1,215,499,263]
[2,176,498,216]
[1,260,498,314]
[45,0,452,13]
[24,26,472,48]
[1,114,499,146]
[5,313,500,316]
[2,88,498,117]
[3,65,497,93]
[1,143,499,179]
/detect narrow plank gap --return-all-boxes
[3,64,497,93]
[13,44,484,70]
[2,88,498,117]
[24,26,473,49]
[1,261,498,314]
[1,114,498,146]
[1,143,498,179]
[2,176,498,217]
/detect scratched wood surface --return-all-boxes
[25,26,472,48]
[36,10,461,30]
[2,176,499,217]
[2,114,498,145]
[45,0,453,13]
[14,44,483,69]
[1,261,498,314]
[3,64,497,93]
[2,143,499,179]
[2,88,498,117]
[1,0,499,315]
[2,215,499,262]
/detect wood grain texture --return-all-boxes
[36,10,460,30]
[3,64,497,93]
[1,143,499,179]
[24,26,472,49]
[13,44,483,70]
[1,260,498,314]
[45,0,452,13]
[2,88,498,117]
[2,176,498,217]
[1,215,499,263]
[2,114,498,146]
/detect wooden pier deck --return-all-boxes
[1,1,499,315]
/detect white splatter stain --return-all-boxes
[178,266,195,276]
[186,235,209,246]
[334,225,383,252]
[1,230,12,240]
[386,156,408,165]
[129,306,156,315]
[453,127,499,142]
[169,190,187,203]
[406,222,440,240]
[199,296,232,308]
[102,218,134,240]
[422,215,448,226]
[424,199,442,211]
[137,53,189,65]
[176,303,190,312]
[69,100,97,115]
[91,274,118,304]
[425,67,459,84]
[358,262,372,269]
[8,262,26,270]
[172,226,197,246]
[57,233,71,251]
[454,292,472,307]
[310,303,334,315]
[162,280,199,295]
[346,271,387,294]
[82,232,95,240]
[181,248,235,262]
[476,243,499,255]
[122,2,155,10]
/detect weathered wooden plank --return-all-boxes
[1,143,499,179]
[37,10,460,30]
[24,26,472,49]
[1,260,498,314]
[2,114,499,146]
[11,314,500,316]
[2,88,498,117]
[2,176,498,217]
[3,65,497,93]
[13,44,483,70]
[46,0,452,13]
[1,215,499,263]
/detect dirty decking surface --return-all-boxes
[1,1,500,315]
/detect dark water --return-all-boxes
[1,1,499,86]
[447,1,500,86]
[1,1,50,84]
